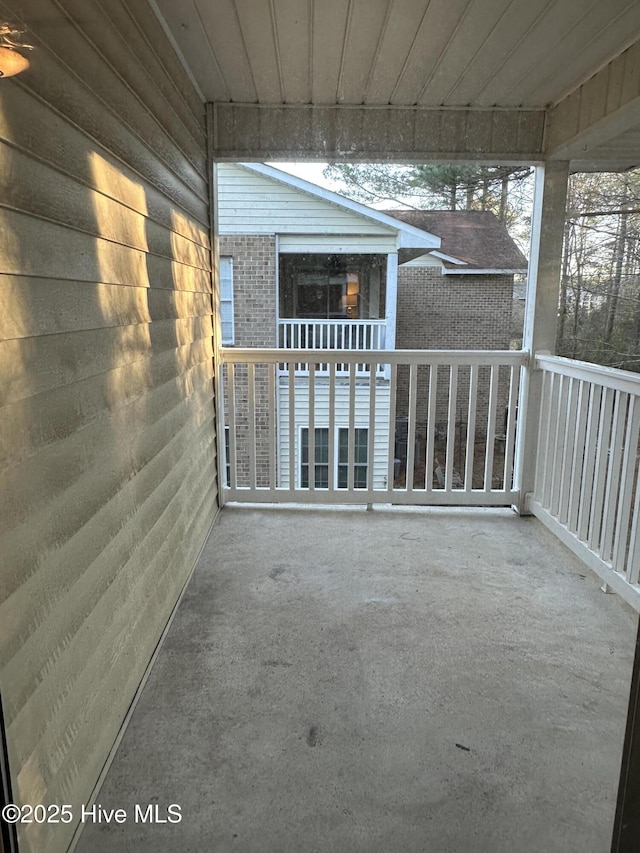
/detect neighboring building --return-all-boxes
[217,163,527,491]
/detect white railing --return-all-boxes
[278,318,386,350]
[218,348,525,508]
[531,354,640,611]
[277,319,387,376]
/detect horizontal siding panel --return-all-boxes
[0,5,216,852]
[42,0,207,171]
[0,337,214,471]
[7,452,215,853]
[279,235,397,253]
[1,315,213,405]
[95,0,206,145]
[0,210,212,292]
[0,93,207,233]
[3,0,208,200]
[2,411,215,719]
[217,163,396,236]
[0,277,213,341]
[1,361,214,582]
[0,146,211,268]
[125,0,205,120]
[0,85,209,244]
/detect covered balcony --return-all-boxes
[4,3,640,853]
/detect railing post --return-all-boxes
[514,162,569,515]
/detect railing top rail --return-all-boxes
[278,318,387,325]
[220,347,528,366]
[536,353,640,395]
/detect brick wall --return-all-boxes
[394,268,515,458]
[396,267,513,351]
[220,235,277,348]
[219,236,276,486]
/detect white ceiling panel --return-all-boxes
[153,0,640,167]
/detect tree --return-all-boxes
[323,162,532,226]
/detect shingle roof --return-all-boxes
[388,209,528,271]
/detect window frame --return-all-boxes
[299,426,369,490]
[219,256,235,345]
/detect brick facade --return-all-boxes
[396,267,513,351]
[394,268,515,483]
[219,236,276,486]
[220,235,277,348]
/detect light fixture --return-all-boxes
[0,24,33,78]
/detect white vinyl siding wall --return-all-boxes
[0,5,215,853]
[277,379,391,489]
[217,163,398,238]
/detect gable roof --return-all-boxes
[237,164,442,251]
[388,210,528,272]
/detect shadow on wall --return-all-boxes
[0,123,214,853]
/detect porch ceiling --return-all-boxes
[152,0,640,169]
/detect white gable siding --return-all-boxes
[400,253,444,268]
[218,163,397,238]
[277,378,391,490]
[279,234,397,253]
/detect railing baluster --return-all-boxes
[288,364,296,490]
[566,380,588,533]
[268,362,276,489]
[577,384,601,541]
[558,377,578,525]
[387,363,397,493]
[465,364,478,491]
[612,395,640,572]
[483,365,498,493]
[227,363,237,491]
[348,362,356,491]
[446,365,459,492]
[329,362,336,492]
[308,364,316,492]
[503,365,520,493]
[426,365,438,491]
[600,391,627,561]
[538,371,556,507]
[368,363,376,494]
[406,364,418,493]
[588,387,615,552]
[549,374,568,517]
[247,363,256,491]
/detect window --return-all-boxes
[279,254,386,321]
[300,427,368,489]
[219,257,234,344]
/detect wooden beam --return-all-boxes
[547,39,640,164]
[211,104,545,162]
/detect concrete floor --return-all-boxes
[77,506,637,853]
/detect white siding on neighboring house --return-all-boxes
[400,253,445,267]
[218,163,398,237]
[277,379,391,489]
[279,234,397,253]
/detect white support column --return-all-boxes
[514,161,569,514]
[385,253,398,351]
